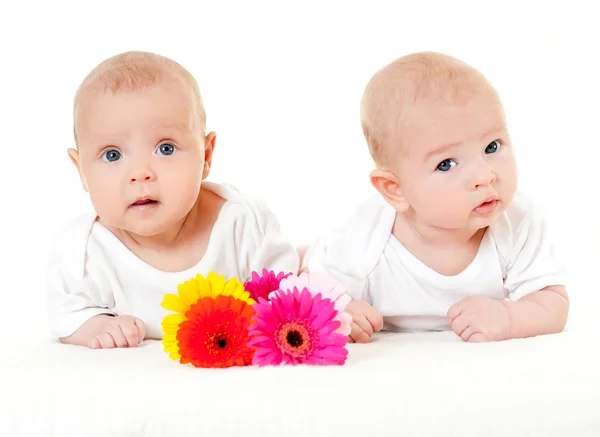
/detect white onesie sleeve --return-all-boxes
[491,194,566,301]
[249,208,300,277]
[46,215,114,338]
[224,188,299,280]
[305,195,395,301]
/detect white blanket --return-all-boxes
[1,330,598,437]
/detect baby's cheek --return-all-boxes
[88,184,124,222]
[501,164,518,198]
[153,173,202,224]
[422,186,465,223]
[496,152,518,186]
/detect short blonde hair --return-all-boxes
[360,51,499,168]
[73,51,206,144]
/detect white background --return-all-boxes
[0,0,598,335]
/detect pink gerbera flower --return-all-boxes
[275,272,352,336]
[249,287,350,366]
[244,269,292,301]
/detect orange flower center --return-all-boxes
[275,320,318,359]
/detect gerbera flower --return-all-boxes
[249,287,350,366]
[161,272,254,362]
[175,294,256,368]
[276,272,352,336]
[244,269,292,301]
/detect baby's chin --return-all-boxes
[429,212,502,232]
[467,206,504,228]
[125,218,182,238]
[99,215,179,238]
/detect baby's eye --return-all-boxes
[102,149,121,162]
[156,143,177,156]
[436,159,457,172]
[485,140,501,154]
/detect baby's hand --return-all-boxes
[88,315,146,349]
[345,300,384,343]
[447,296,511,342]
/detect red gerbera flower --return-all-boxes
[176,294,256,368]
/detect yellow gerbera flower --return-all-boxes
[161,272,254,360]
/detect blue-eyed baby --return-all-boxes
[47,51,299,348]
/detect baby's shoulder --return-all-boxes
[491,192,538,232]
[340,194,396,243]
[309,194,395,274]
[51,213,97,251]
[48,213,98,278]
[203,182,277,241]
[489,192,544,253]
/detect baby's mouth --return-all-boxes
[131,199,157,206]
[474,198,498,215]
[129,198,159,209]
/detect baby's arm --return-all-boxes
[504,285,568,338]
[448,196,568,342]
[47,261,147,348]
[46,220,146,349]
[249,207,300,277]
[447,286,568,342]
[298,244,382,342]
[501,201,569,339]
[304,241,383,343]
[345,300,384,343]
[61,314,146,349]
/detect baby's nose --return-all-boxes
[472,164,496,189]
[129,168,156,183]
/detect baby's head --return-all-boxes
[69,51,214,237]
[361,52,518,232]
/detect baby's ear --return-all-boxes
[67,148,88,192]
[370,169,409,212]
[201,132,217,180]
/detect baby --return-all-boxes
[305,52,568,343]
[47,51,299,349]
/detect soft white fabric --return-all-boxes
[306,193,566,332]
[46,182,299,339]
[1,330,598,437]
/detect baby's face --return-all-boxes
[394,96,517,231]
[72,82,209,236]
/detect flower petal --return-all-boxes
[161,314,186,331]
[334,312,353,335]
[161,294,188,314]
[310,301,337,330]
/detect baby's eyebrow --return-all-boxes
[424,126,507,160]
[155,121,192,133]
[479,126,506,140]
[424,141,460,161]
[90,135,123,148]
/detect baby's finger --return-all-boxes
[451,314,470,337]
[353,314,374,337]
[90,332,116,349]
[460,326,476,342]
[365,307,384,332]
[350,319,373,343]
[468,333,487,343]
[107,324,129,348]
[88,337,101,349]
[350,321,371,344]
[118,318,139,347]
[133,318,146,344]
[447,302,465,325]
